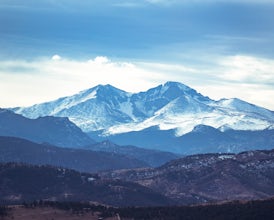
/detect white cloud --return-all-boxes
[219,55,274,84]
[0,56,164,107]
[194,55,274,110]
[92,56,109,64]
[51,54,61,61]
[0,55,274,110]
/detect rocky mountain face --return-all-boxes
[0,136,148,172]
[12,82,274,154]
[0,163,170,207]
[0,109,94,148]
[101,149,274,205]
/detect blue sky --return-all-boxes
[1,0,274,109]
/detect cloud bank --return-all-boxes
[1,55,274,110]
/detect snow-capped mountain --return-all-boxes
[13,81,274,137]
[14,84,132,132]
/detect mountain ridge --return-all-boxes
[0,136,148,172]
[101,148,274,205]
[10,82,274,154]
[12,81,274,135]
[0,109,95,148]
[87,140,180,167]
[107,125,274,154]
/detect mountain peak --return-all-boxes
[81,84,127,96]
[163,81,191,91]
[95,83,120,90]
[159,81,210,103]
[11,82,274,136]
[160,81,192,95]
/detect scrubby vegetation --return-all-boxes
[14,198,274,220]
[22,200,112,216]
[114,199,274,220]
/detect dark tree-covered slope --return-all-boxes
[0,136,148,172]
[0,163,170,207]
